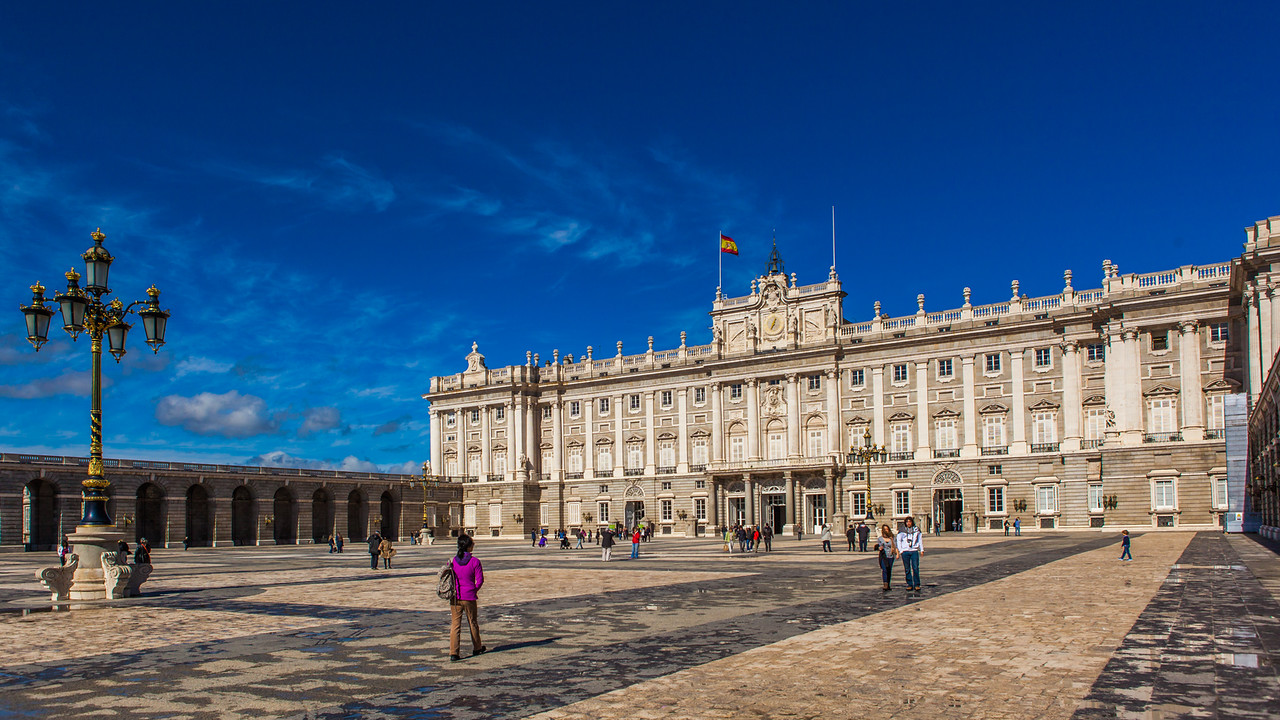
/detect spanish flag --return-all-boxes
[720,233,738,255]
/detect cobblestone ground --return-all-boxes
[0,531,1276,719]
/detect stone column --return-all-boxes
[744,474,755,527]
[871,366,886,446]
[825,368,840,457]
[1010,349,1027,453]
[915,361,929,460]
[677,388,689,472]
[480,407,491,477]
[1061,341,1082,451]
[709,480,719,529]
[584,396,595,478]
[1178,321,1204,441]
[746,379,761,460]
[507,400,518,480]
[429,410,442,476]
[962,355,978,457]
[552,400,564,477]
[1246,285,1264,399]
[825,469,840,532]
[787,373,801,457]
[1261,281,1275,376]
[1121,329,1144,445]
[783,470,795,534]
[614,394,624,478]
[644,391,656,473]
[523,396,535,477]
[711,382,723,462]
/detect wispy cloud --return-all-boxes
[155,390,283,438]
[209,154,396,212]
[246,449,418,475]
[0,369,107,399]
[298,406,346,438]
[174,356,234,377]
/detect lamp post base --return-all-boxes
[66,525,129,601]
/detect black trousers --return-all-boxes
[370,552,379,569]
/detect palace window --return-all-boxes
[985,353,1002,373]
[660,390,673,408]
[1210,323,1228,343]
[445,412,457,428]
[768,431,785,460]
[495,406,505,422]
[629,394,641,411]
[893,364,908,383]
[808,374,822,391]
[729,383,743,400]
[895,469,910,479]
[542,406,552,420]
[850,491,868,517]
[1034,348,1051,368]
[807,429,826,457]
[661,481,672,490]
[626,442,644,469]
[599,398,610,414]
[445,457,458,476]
[568,501,581,525]
[1153,479,1176,510]
[464,504,477,526]
[695,479,706,489]
[850,369,865,387]
[661,499,673,522]
[694,387,706,404]
[493,454,506,475]
[540,503,549,527]
[1151,331,1168,352]
[937,358,953,379]
[1213,477,1228,509]
[1032,411,1057,444]
[935,419,957,450]
[988,464,1002,475]
[849,425,868,449]
[891,422,911,454]
[1149,398,1176,434]
[467,453,481,477]
[569,401,581,418]
[1088,484,1104,513]
[983,416,1005,448]
[692,438,709,466]
[599,484,609,493]
[729,435,746,461]
[894,490,911,516]
[1085,408,1106,441]
[1087,343,1105,362]
[470,409,480,425]
[568,447,583,473]
[658,441,675,468]
[987,486,1005,514]
[597,446,613,471]
[1207,395,1225,431]
[1035,485,1058,514]
[695,497,707,521]
[598,502,610,523]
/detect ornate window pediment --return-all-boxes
[1204,379,1239,392]
[539,442,553,450]
[624,485,645,498]
[845,415,869,425]
[932,407,961,418]
[1082,394,1107,406]
[595,437,613,446]
[1143,384,1179,397]
[625,433,645,443]
[979,403,1008,415]
[657,431,677,440]
[690,428,712,438]
[887,411,914,421]
[566,439,584,448]
[467,443,481,452]
[492,443,507,452]
[1028,399,1060,410]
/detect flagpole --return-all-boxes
[831,206,836,273]
[718,230,723,294]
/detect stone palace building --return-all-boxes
[424,216,1280,539]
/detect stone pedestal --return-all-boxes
[36,526,154,602]
[38,554,78,602]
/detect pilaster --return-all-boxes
[644,391,656,473]
[786,373,801,457]
[1061,341,1082,451]
[746,379,761,461]
[825,368,840,456]
[711,382,724,462]
[871,366,886,447]
[480,406,491,477]
[677,388,689,472]
[961,355,978,458]
[1010,349,1028,454]
[613,394,624,478]
[914,361,929,460]
[1178,321,1205,441]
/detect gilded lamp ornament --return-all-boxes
[19,228,171,527]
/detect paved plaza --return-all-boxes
[0,531,1277,719]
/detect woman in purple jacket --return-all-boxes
[449,534,486,661]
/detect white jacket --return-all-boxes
[896,527,923,553]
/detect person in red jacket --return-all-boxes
[449,534,486,662]
[630,528,641,559]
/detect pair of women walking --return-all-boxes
[875,516,924,591]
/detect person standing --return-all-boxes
[58,535,71,566]
[335,532,344,553]
[820,524,833,552]
[134,538,152,564]
[762,524,773,552]
[367,531,382,570]
[328,535,336,553]
[845,525,857,552]
[876,524,898,591]
[796,525,804,543]
[1014,517,1021,536]
[448,534,486,662]
[379,536,396,569]
[531,529,538,548]
[737,525,748,554]
[630,527,641,559]
[857,522,870,552]
[183,535,190,551]
[896,517,924,591]
[1119,530,1132,560]
[1003,519,1010,536]
[575,531,585,549]
[601,527,614,561]
[723,526,733,553]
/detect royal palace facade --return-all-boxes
[426,216,1280,539]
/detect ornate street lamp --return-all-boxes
[847,428,887,521]
[20,228,171,527]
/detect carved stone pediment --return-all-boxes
[690,428,712,438]
[1204,379,1238,392]
[1028,399,1060,410]
[1082,394,1107,406]
[595,437,613,446]
[845,416,869,425]
[887,411,914,421]
[623,485,645,498]
[657,431,677,440]
[979,403,1008,415]
[932,407,961,418]
[759,485,785,494]
[1142,384,1179,397]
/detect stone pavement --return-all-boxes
[0,531,1276,719]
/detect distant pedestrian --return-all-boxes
[820,524,833,552]
[328,535,336,553]
[379,537,396,569]
[560,534,570,550]
[796,526,804,542]
[601,528,614,561]
[751,526,761,553]
[134,538,152,564]
[762,524,773,552]
[575,532,584,549]
[896,517,924,592]
[116,539,130,565]
[1003,520,1010,536]
[335,532,344,553]
[183,535,190,551]
[856,522,870,552]
[877,524,898,591]
[630,528,641,559]
[531,530,538,548]
[737,525,748,553]
[1119,530,1132,561]
[1014,518,1021,536]
[846,525,857,551]
[368,532,382,570]
[723,527,733,553]
[448,534,486,662]
[58,535,71,566]
[538,535,546,548]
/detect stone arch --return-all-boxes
[379,490,399,540]
[137,482,167,546]
[186,484,212,547]
[23,478,59,551]
[347,488,367,542]
[312,487,334,544]
[272,486,297,545]
[231,485,256,546]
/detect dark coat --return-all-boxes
[601,530,615,548]
[368,534,382,554]
[857,525,871,541]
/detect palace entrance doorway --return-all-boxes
[762,493,786,534]
[935,488,963,532]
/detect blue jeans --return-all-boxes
[901,550,920,588]
[1120,546,1131,560]
[879,555,895,584]
[631,542,639,559]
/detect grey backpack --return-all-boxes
[437,559,457,601]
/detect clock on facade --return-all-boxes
[764,313,783,337]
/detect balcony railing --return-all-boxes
[461,476,479,483]
[889,452,913,461]
[486,474,503,482]
[1082,439,1104,449]
[1204,429,1224,440]
[981,446,1009,456]
[1144,432,1183,444]
[624,467,644,476]
[705,455,838,473]
[689,464,707,472]
[566,472,584,479]
[656,466,676,474]
[1031,443,1060,453]
[933,449,960,458]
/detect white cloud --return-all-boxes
[211,154,396,212]
[299,406,344,438]
[155,390,281,438]
[0,369,106,399]
[174,356,234,377]
[245,450,419,475]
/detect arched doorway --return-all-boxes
[379,491,398,540]
[348,489,367,542]
[273,487,296,545]
[312,488,334,544]
[137,483,166,546]
[231,486,255,546]
[186,484,212,547]
[23,479,59,551]
[624,487,645,530]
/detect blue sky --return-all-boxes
[1,3,1276,473]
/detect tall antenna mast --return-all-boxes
[831,206,837,274]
